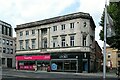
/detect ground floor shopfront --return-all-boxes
[16,54,51,71]
[15,52,95,73]
[50,52,95,73]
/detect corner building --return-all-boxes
[15,12,96,73]
[0,20,15,68]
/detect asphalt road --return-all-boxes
[2,69,119,80]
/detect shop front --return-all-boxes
[16,55,51,71]
[50,52,91,73]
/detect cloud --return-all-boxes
[78,0,105,48]
[0,0,105,48]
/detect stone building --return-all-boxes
[15,12,97,73]
[0,20,15,68]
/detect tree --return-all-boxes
[99,2,120,50]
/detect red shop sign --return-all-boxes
[16,55,51,60]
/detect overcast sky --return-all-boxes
[0,0,107,48]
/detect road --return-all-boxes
[2,68,119,80]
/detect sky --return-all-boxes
[0,0,107,48]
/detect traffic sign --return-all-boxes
[51,63,57,70]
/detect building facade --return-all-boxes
[15,12,96,73]
[106,47,118,69]
[0,20,15,68]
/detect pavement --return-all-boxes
[6,69,117,78]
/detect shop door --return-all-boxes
[7,58,12,68]
[83,60,88,72]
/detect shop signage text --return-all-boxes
[16,55,51,60]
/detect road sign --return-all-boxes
[51,63,57,70]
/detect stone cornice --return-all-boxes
[15,12,96,31]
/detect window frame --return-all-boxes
[53,26,57,31]
[70,35,74,46]
[70,23,74,29]
[61,36,66,47]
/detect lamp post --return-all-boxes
[76,56,78,73]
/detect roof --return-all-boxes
[15,12,96,31]
[0,20,12,27]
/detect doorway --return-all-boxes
[7,58,12,68]
[83,60,88,72]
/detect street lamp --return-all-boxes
[76,56,78,73]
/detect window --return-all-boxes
[20,31,23,36]
[32,39,36,49]
[10,49,13,54]
[6,48,9,54]
[19,40,23,50]
[26,40,29,49]
[70,23,74,29]
[61,36,65,47]
[32,30,35,35]
[0,38,1,44]
[53,26,57,31]
[84,22,87,27]
[7,28,9,36]
[4,26,6,35]
[83,35,86,46]
[3,48,6,53]
[3,39,5,45]
[118,54,120,58]
[10,41,13,46]
[108,52,111,58]
[43,38,47,48]
[26,31,29,36]
[2,58,5,65]
[70,35,74,46]
[25,40,29,50]
[53,37,57,47]
[0,47,2,52]
[9,28,12,37]
[6,40,9,45]
[61,24,65,30]
[2,25,4,34]
[118,61,120,65]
